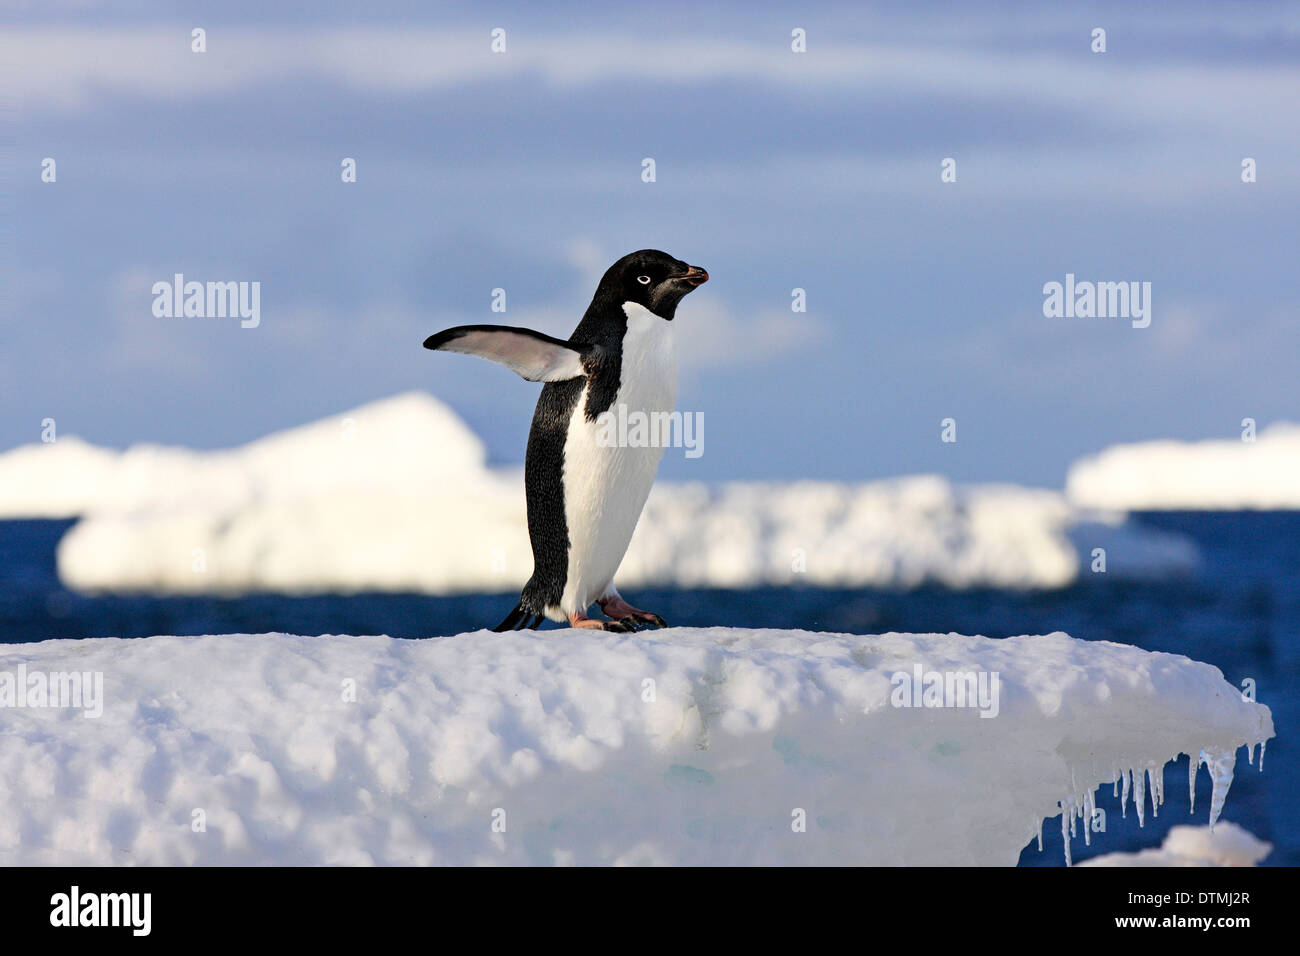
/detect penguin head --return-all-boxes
[601,249,708,320]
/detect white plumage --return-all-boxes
[553,302,676,617]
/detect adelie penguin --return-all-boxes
[423,249,708,632]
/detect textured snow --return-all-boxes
[1079,822,1272,867]
[0,393,1197,594]
[0,628,1272,866]
[1067,423,1300,510]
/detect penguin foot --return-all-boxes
[567,610,636,632]
[597,595,668,630]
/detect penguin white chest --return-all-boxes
[559,303,676,612]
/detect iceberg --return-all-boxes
[0,627,1272,866]
[0,393,1198,594]
[0,392,486,519]
[1067,424,1300,510]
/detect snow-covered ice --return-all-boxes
[1079,822,1272,867]
[1067,423,1300,510]
[53,474,1130,594]
[0,393,1198,594]
[0,392,486,519]
[0,628,1272,866]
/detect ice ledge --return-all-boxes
[0,628,1273,866]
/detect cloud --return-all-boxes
[673,296,828,373]
[6,24,1298,150]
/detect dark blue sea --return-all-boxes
[2,513,1295,866]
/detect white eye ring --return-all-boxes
[636,275,651,285]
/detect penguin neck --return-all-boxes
[573,288,673,346]
[575,301,676,422]
[618,302,677,386]
[620,301,673,335]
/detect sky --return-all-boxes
[3,1,1298,485]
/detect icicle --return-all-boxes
[1037,817,1043,852]
[1112,771,1119,798]
[1120,768,1130,818]
[1082,790,1094,846]
[1204,748,1237,831]
[1259,739,1266,772]
[1248,742,1255,767]
[1060,801,1072,867]
[1149,764,1163,818]
[1188,752,1199,815]
[1133,767,1146,827]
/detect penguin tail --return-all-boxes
[493,602,536,632]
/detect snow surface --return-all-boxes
[0,393,1197,594]
[1079,822,1272,867]
[0,628,1272,866]
[1067,423,1300,510]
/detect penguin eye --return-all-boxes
[636,275,651,285]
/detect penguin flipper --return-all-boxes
[423,325,586,382]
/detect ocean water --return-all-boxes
[2,512,1295,866]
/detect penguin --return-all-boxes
[423,249,708,632]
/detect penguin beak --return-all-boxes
[673,265,709,287]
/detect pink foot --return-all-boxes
[567,609,636,632]
[597,595,668,629]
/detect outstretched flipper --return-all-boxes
[424,325,587,382]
